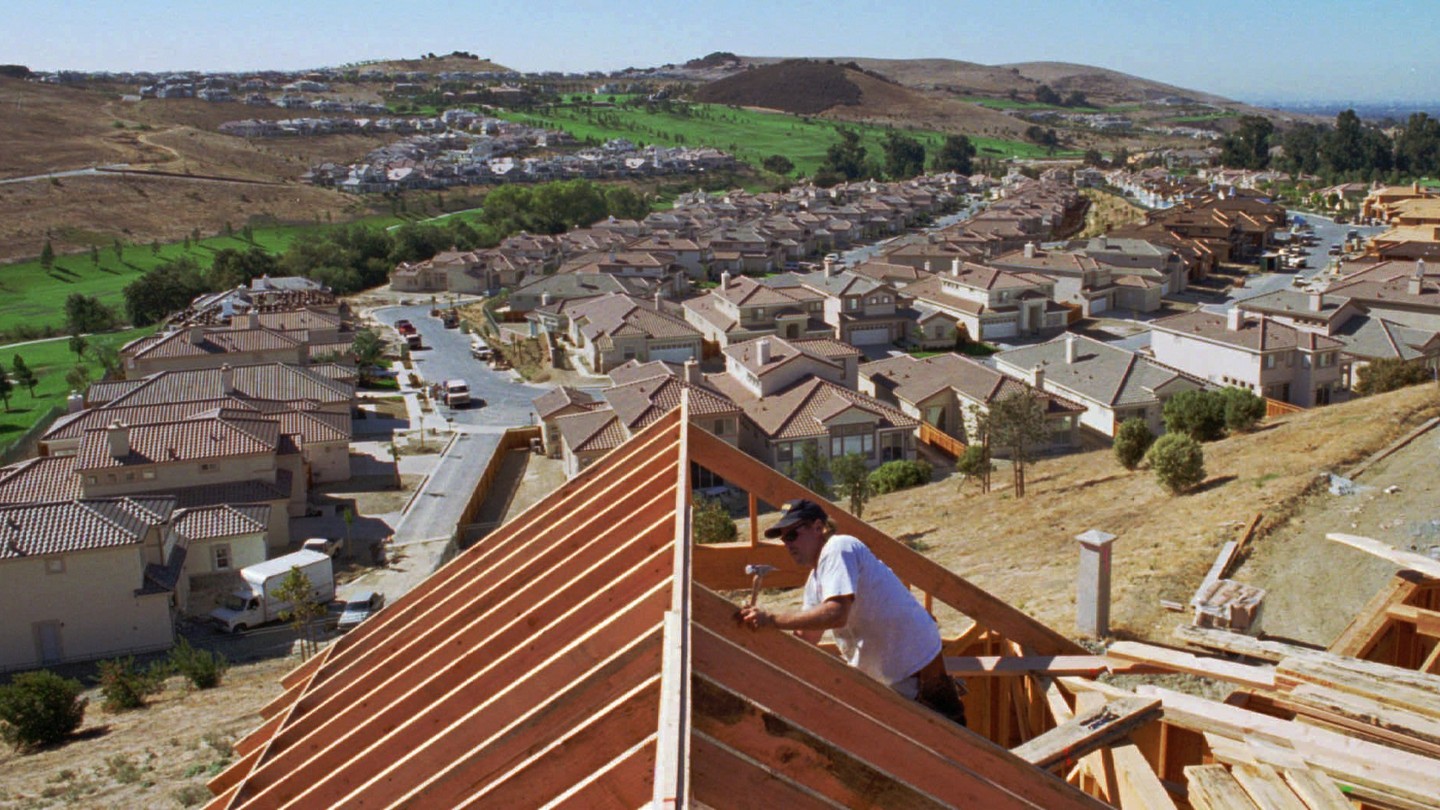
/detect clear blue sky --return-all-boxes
[5,0,1434,102]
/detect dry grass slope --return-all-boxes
[859,384,1440,642]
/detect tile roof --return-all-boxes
[602,376,738,431]
[0,497,176,559]
[862,353,1085,414]
[99,363,354,408]
[607,359,685,385]
[76,413,281,470]
[0,455,81,504]
[531,386,604,420]
[1150,311,1345,353]
[723,335,843,377]
[124,327,305,361]
[554,408,626,453]
[1334,317,1440,362]
[738,377,918,440]
[711,275,819,308]
[572,294,701,343]
[172,503,270,541]
[997,334,1205,407]
[43,398,258,442]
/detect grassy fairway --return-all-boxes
[0,325,158,450]
[498,100,1076,175]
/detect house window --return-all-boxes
[775,442,794,463]
[846,298,859,311]
[142,470,156,480]
[200,463,218,473]
[879,431,905,461]
[45,558,65,575]
[1264,355,1277,369]
[86,476,97,485]
[1317,352,1335,368]
[212,544,232,571]
[712,419,730,436]
[830,424,874,459]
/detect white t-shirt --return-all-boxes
[803,534,942,689]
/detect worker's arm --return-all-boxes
[737,595,852,640]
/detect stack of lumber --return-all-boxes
[1098,628,1440,808]
[1192,578,1266,631]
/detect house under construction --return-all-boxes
[208,395,1440,809]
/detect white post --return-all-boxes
[1076,530,1117,638]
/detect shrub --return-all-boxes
[168,638,228,690]
[868,460,933,494]
[1146,433,1206,494]
[1220,386,1266,433]
[1355,358,1432,395]
[691,495,737,544]
[955,444,991,478]
[97,657,166,711]
[1113,418,1155,470]
[1162,389,1227,442]
[831,452,873,519]
[0,670,87,751]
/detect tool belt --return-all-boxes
[914,652,967,697]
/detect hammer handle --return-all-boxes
[749,577,762,607]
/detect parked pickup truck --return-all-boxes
[209,550,335,634]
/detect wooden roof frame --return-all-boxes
[207,393,1104,809]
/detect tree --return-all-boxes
[351,329,386,380]
[761,154,795,175]
[64,364,91,392]
[819,129,870,181]
[955,444,993,492]
[0,670,87,751]
[1113,417,1155,470]
[87,343,123,379]
[67,333,87,360]
[882,132,926,180]
[207,247,278,290]
[988,391,1049,497]
[1083,148,1106,167]
[1219,115,1274,170]
[869,459,932,494]
[168,637,228,690]
[272,566,325,659]
[63,293,116,335]
[89,245,99,266]
[1146,433,1206,494]
[831,452,873,518]
[1355,358,1432,395]
[1220,386,1266,433]
[1394,112,1440,176]
[1162,389,1227,442]
[39,239,54,269]
[11,355,37,398]
[1063,90,1089,108]
[1034,84,1062,106]
[112,237,124,262]
[0,371,11,412]
[96,657,165,711]
[123,257,210,326]
[790,441,832,498]
[1024,126,1061,151]
[692,495,737,544]
[932,134,977,175]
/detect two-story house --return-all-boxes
[859,352,1084,456]
[1148,309,1346,407]
[682,273,830,348]
[785,268,912,347]
[567,293,704,373]
[995,333,1208,439]
[903,259,1069,343]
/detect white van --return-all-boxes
[444,379,471,407]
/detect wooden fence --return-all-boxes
[918,422,966,459]
[1264,398,1305,418]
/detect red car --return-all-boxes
[394,319,416,335]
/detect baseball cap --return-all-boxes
[764,499,828,539]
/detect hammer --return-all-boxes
[745,564,777,607]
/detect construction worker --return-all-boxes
[737,499,967,727]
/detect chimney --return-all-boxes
[187,325,206,345]
[756,338,771,366]
[107,420,130,459]
[1065,333,1078,364]
[1030,364,1045,389]
[1410,268,1424,296]
[220,363,235,394]
[823,256,835,277]
[923,260,932,274]
[654,288,664,308]
[684,358,701,385]
[1226,308,1243,331]
[720,271,731,289]
[540,291,552,307]
[244,311,260,330]
[951,258,961,277]
[1098,235,1108,249]
[67,391,85,413]
[1309,290,1324,312]
[1023,242,1036,259]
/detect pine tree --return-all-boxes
[39,239,54,269]
[11,355,37,398]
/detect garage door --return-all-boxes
[1089,297,1109,315]
[649,346,697,362]
[983,320,1017,339]
[847,326,891,345]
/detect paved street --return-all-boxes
[1224,214,1385,305]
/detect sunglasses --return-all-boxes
[780,522,810,544]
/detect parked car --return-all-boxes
[336,591,385,632]
[302,537,343,557]
[395,319,416,335]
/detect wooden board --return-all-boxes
[1011,697,1160,771]
[1184,764,1261,810]
[1229,762,1307,810]
[1326,533,1440,579]
[1106,640,1276,690]
[1110,742,1177,810]
[943,655,1152,678]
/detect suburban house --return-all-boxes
[708,336,860,400]
[1148,309,1347,407]
[995,333,1207,438]
[532,386,604,457]
[722,376,918,477]
[682,273,830,347]
[565,293,704,373]
[508,272,656,315]
[859,352,1085,456]
[84,362,356,415]
[121,322,311,377]
[0,497,180,672]
[783,268,912,347]
[171,503,271,588]
[903,259,1069,342]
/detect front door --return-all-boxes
[34,622,63,665]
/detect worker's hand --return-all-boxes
[736,605,775,631]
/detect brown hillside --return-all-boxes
[361,54,510,73]
[693,60,864,114]
[851,384,1440,644]
[820,70,1028,136]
